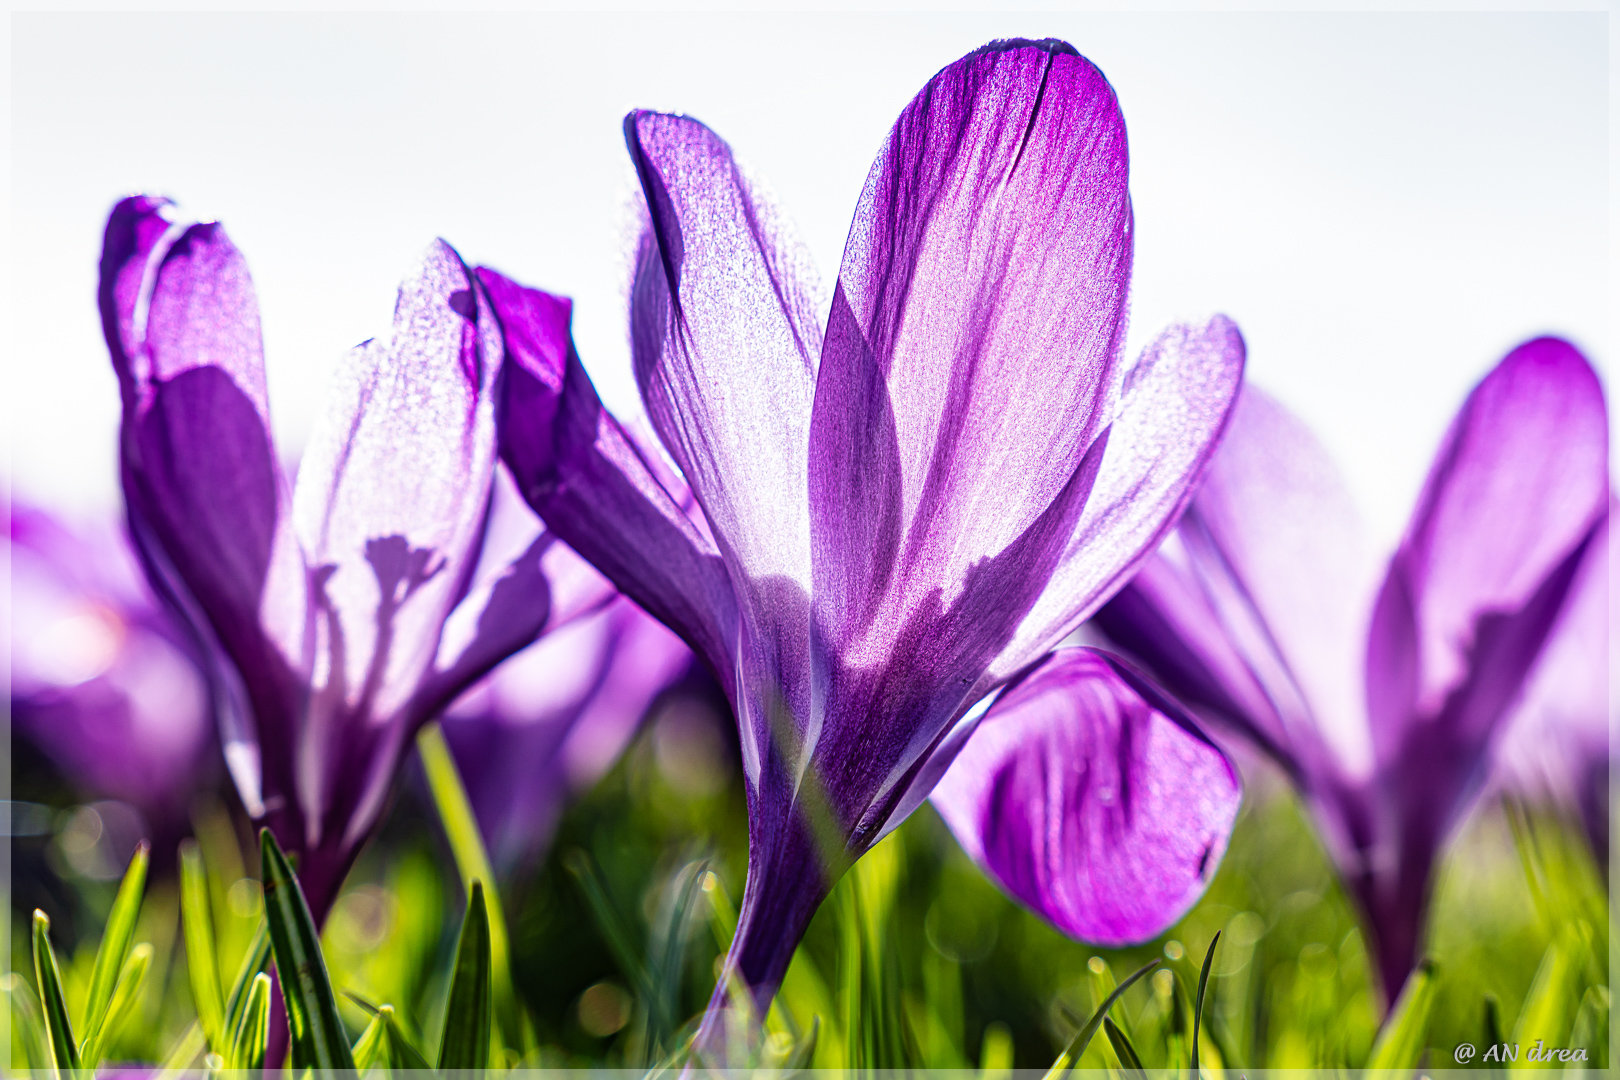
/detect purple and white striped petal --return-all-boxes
[289,240,504,854]
[809,40,1132,715]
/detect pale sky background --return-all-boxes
[6,8,1611,549]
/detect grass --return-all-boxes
[5,717,1609,1072]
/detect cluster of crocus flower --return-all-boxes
[56,30,1606,1054]
[1096,340,1610,1002]
[95,197,680,920]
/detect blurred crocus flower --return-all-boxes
[486,38,1245,1020]
[1097,340,1610,1002]
[99,196,587,918]
[1492,496,1614,862]
[440,479,695,871]
[7,503,214,844]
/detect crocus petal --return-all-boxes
[98,196,307,816]
[289,240,504,850]
[810,39,1131,692]
[931,648,1240,944]
[1116,384,1377,784]
[988,315,1247,683]
[1348,340,1610,1000]
[625,110,823,602]
[483,266,739,678]
[797,39,1138,854]
[1367,338,1609,765]
[1495,497,1615,857]
[1091,538,1293,767]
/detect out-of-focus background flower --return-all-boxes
[4,8,1609,1071]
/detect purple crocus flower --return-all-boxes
[1492,495,1614,862]
[7,503,215,843]
[485,38,1246,1020]
[1096,339,1610,1002]
[99,196,577,918]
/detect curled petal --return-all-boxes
[931,648,1241,944]
[483,265,739,680]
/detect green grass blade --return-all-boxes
[1104,1017,1147,1078]
[179,838,226,1049]
[384,1006,434,1072]
[1511,930,1579,1052]
[1043,958,1160,1080]
[1366,958,1438,1069]
[3,971,52,1070]
[352,1009,388,1074]
[418,722,520,1050]
[82,941,152,1069]
[31,910,80,1075]
[156,1021,206,1078]
[260,827,357,1075]
[1192,930,1221,1075]
[222,919,272,1036]
[226,972,271,1072]
[437,879,494,1073]
[80,840,149,1055]
[980,1021,1014,1080]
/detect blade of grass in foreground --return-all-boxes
[1366,958,1438,1069]
[384,1006,434,1072]
[2,970,52,1070]
[351,1009,388,1074]
[155,1022,206,1078]
[1043,958,1160,1080]
[31,911,79,1075]
[227,972,271,1072]
[222,920,272,1037]
[260,828,357,1075]
[79,840,149,1057]
[1192,930,1221,1075]
[437,879,494,1074]
[179,839,226,1049]
[417,721,526,1053]
[1512,929,1581,1050]
[1104,1017,1147,1079]
[83,941,152,1069]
